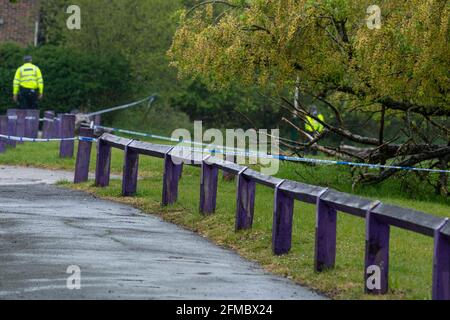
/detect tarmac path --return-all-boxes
[0,165,324,300]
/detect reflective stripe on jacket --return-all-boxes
[305,114,325,133]
[13,63,44,95]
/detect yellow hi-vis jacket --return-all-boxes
[13,63,44,95]
[305,114,325,134]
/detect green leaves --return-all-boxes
[170,0,449,114]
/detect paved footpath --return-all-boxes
[0,165,324,300]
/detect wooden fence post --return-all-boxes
[94,115,101,126]
[6,110,17,148]
[199,159,219,215]
[162,149,183,206]
[0,116,7,153]
[223,154,236,181]
[74,127,95,184]
[432,221,450,300]
[95,138,111,187]
[59,114,76,158]
[33,110,40,138]
[179,163,184,179]
[42,111,55,139]
[18,110,26,142]
[24,110,32,138]
[12,109,26,143]
[364,210,390,294]
[314,190,338,272]
[55,114,61,138]
[25,109,39,138]
[272,181,294,255]
[55,114,63,138]
[122,143,139,196]
[235,169,256,231]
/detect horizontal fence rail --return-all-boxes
[0,108,449,300]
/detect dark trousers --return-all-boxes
[19,88,38,109]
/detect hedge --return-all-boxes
[0,43,133,115]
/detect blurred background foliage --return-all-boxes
[11,0,281,136]
[0,0,447,150]
[0,43,132,115]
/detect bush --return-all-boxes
[169,80,284,130]
[0,43,133,114]
[112,103,193,137]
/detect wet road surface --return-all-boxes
[0,166,324,300]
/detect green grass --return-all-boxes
[1,141,448,300]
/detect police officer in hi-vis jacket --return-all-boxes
[13,55,44,109]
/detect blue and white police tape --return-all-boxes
[39,118,54,122]
[93,125,450,175]
[171,146,450,174]
[93,124,253,153]
[0,134,97,143]
[87,94,157,118]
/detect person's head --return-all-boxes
[23,55,33,63]
[310,105,318,116]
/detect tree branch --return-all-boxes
[186,0,243,17]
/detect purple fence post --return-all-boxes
[95,138,111,187]
[74,127,95,184]
[59,114,76,158]
[122,144,139,197]
[162,151,183,206]
[13,109,26,143]
[25,109,39,138]
[18,110,26,142]
[272,182,295,255]
[94,115,101,126]
[89,114,101,129]
[0,116,7,153]
[55,113,63,138]
[42,111,55,139]
[314,191,338,272]
[432,221,450,300]
[199,160,219,215]
[6,110,17,148]
[179,163,184,179]
[33,110,40,138]
[223,154,236,181]
[364,211,390,295]
[24,110,32,138]
[235,169,256,230]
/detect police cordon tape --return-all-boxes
[0,134,97,143]
[94,124,207,146]
[2,123,448,174]
[39,117,54,122]
[174,146,450,174]
[34,95,157,122]
[2,127,449,174]
[86,94,157,117]
[93,124,271,157]
[93,125,450,174]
